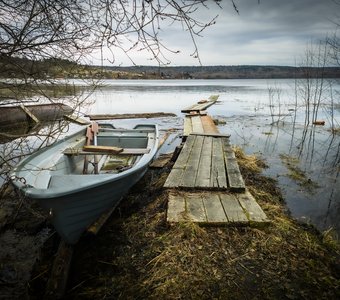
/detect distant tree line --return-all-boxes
[1,56,340,80]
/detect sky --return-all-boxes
[91,0,340,67]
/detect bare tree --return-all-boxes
[0,0,241,189]
[0,0,226,68]
[0,0,226,134]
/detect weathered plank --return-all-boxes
[195,136,212,187]
[202,193,228,223]
[185,193,207,222]
[63,148,150,156]
[45,241,73,299]
[184,115,225,137]
[87,204,117,235]
[208,95,219,102]
[219,193,248,223]
[180,135,204,187]
[225,157,245,192]
[164,135,196,187]
[181,95,219,113]
[210,137,228,189]
[83,145,123,153]
[87,112,176,120]
[183,116,193,136]
[222,138,245,192]
[237,190,269,223]
[190,132,231,138]
[167,192,187,222]
[166,191,269,225]
[201,115,219,134]
[172,134,196,169]
[163,168,185,188]
[64,114,90,125]
[191,115,204,133]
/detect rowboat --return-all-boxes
[0,103,73,129]
[10,123,159,244]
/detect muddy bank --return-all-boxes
[16,149,338,299]
[0,184,53,299]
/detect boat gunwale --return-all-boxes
[10,124,159,199]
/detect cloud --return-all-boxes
[98,0,339,66]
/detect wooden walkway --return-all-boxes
[181,95,219,113]
[165,96,269,226]
[167,190,268,225]
[164,134,245,192]
[183,113,220,137]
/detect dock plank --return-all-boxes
[220,193,248,223]
[183,116,193,136]
[164,135,196,188]
[191,115,204,133]
[208,95,219,102]
[180,135,204,187]
[167,192,187,222]
[237,191,269,223]
[64,114,90,125]
[186,193,207,223]
[163,168,184,188]
[181,95,219,113]
[172,134,196,169]
[195,136,212,187]
[166,191,268,226]
[222,138,246,192]
[201,115,219,134]
[202,193,228,223]
[225,157,246,192]
[210,138,228,189]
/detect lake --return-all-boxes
[3,78,340,237]
[81,78,340,237]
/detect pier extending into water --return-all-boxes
[164,95,269,226]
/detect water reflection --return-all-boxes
[222,116,340,236]
[87,79,340,236]
[2,79,340,237]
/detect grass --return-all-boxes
[29,149,340,299]
[280,154,320,192]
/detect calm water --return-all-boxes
[82,79,340,236]
[2,78,339,236]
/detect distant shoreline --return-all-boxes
[1,56,339,80]
[100,65,340,80]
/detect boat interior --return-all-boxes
[14,123,156,190]
[62,125,153,176]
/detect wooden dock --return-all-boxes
[164,134,245,192]
[165,96,269,226]
[167,190,268,225]
[183,113,220,137]
[181,95,219,113]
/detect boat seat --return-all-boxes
[97,136,148,148]
[33,170,51,189]
[48,175,108,189]
[63,147,150,155]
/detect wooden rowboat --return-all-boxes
[10,123,159,244]
[0,103,73,129]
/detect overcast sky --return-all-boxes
[93,0,340,67]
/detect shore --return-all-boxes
[1,147,338,299]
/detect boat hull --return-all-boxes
[0,103,73,129]
[10,123,159,244]
[38,163,148,244]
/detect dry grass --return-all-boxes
[280,154,319,192]
[29,151,340,299]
